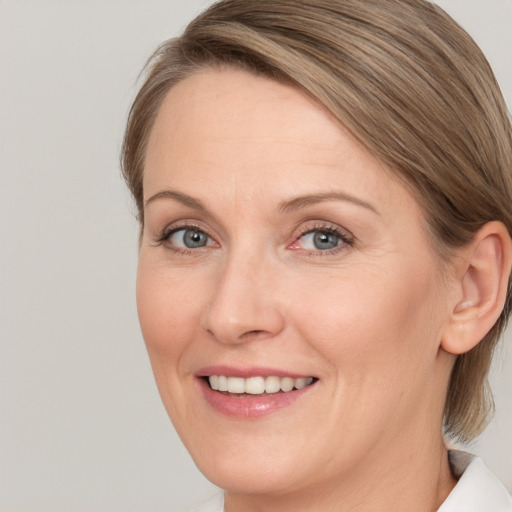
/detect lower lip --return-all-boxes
[198,378,315,418]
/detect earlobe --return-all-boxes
[441,221,512,355]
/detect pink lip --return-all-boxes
[196,365,309,379]
[195,366,317,418]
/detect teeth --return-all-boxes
[280,377,294,392]
[218,375,228,392]
[209,375,219,390]
[245,377,265,395]
[208,375,314,394]
[265,376,281,394]
[294,377,308,389]
[228,377,245,393]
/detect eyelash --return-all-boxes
[153,223,217,255]
[292,223,355,256]
[153,222,355,256]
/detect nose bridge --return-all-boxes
[201,243,284,344]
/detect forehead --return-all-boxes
[144,68,417,217]
[146,68,348,167]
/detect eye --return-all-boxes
[299,230,341,250]
[290,224,354,254]
[167,228,213,249]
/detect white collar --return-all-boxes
[438,450,512,511]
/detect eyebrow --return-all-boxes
[278,192,379,215]
[144,189,379,216]
[144,190,207,211]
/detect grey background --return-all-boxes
[0,1,510,511]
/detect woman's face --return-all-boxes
[138,69,456,495]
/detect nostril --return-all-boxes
[243,329,264,336]
[240,329,270,340]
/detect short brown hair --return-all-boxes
[121,0,512,442]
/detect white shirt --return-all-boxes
[438,451,511,512]
[191,451,512,512]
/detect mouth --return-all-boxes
[206,375,316,395]
[197,367,319,417]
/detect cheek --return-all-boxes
[286,262,447,449]
[291,261,444,379]
[135,259,212,429]
[136,260,201,377]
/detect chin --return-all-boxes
[197,454,303,495]
[179,427,312,495]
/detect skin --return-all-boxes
[137,68,461,511]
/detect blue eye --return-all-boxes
[299,230,341,250]
[169,228,211,249]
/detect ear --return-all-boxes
[441,221,512,355]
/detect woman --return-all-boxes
[122,0,512,510]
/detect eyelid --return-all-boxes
[290,221,355,254]
[297,221,354,242]
[152,220,219,250]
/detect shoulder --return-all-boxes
[438,450,512,512]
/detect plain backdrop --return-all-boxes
[0,1,510,511]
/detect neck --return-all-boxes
[224,436,457,512]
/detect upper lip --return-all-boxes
[195,365,315,379]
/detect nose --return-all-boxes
[200,249,285,345]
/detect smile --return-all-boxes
[208,375,315,394]
[199,370,318,417]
